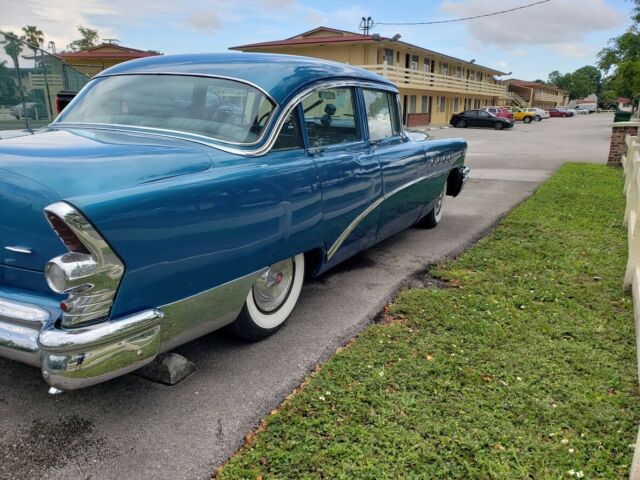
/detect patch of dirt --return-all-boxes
[0,415,108,479]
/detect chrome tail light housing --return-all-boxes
[44,202,124,327]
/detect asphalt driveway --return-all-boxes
[0,113,613,480]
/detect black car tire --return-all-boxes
[562,113,567,118]
[416,183,446,229]
[535,115,541,122]
[230,254,305,341]
[523,116,532,124]
[494,121,504,130]
[457,119,467,128]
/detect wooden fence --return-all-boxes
[622,133,640,480]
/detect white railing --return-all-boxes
[622,133,640,480]
[355,64,508,97]
[511,91,528,108]
[535,91,563,103]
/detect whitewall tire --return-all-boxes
[230,254,305,341]
[416,182,446,229]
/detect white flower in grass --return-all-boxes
[576,472,584,478]
[568,470,575,476]
[568,448,574,453]
[378,370,385,377]
[318,395,326,401]
[561,439,569,444]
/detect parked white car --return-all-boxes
[559,107,577,115]
[523,107,550,120]
[574,106,590,115]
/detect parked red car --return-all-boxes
[546,108,573,118]
[485,106,513,121]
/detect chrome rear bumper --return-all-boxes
[0,296,163,391]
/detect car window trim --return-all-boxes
[54,79,397,158]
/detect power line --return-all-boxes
[374,0,551,26]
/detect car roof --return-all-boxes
[96,52,396,105]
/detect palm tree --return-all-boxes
[21,25,44,48]
[1,32,29,128]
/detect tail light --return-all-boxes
[44,202,124,327]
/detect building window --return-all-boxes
[440,62,449,75]
[396,52,400,63]
[440,96,446,112]
[421,95,429,113]
[423,58,430,73]
[410,55,419,70]
[478,72,484,81]
[383,48,394,66]
[409,95,417,113]
[456,66,462,78]
[469,70,475,81]
[453,97,459,112]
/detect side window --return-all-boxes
[478,111,490,118]
[362,89,400,142]
[466,110,478,117]
[272,111,302,151]
[301,87,359,148]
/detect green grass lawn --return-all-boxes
[216,163,638,479]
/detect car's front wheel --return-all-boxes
[534,115,541,122]
[523,116,532,124]
[494,121,504,130]
[231,254,305,341]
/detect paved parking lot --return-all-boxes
[0,114,613,479]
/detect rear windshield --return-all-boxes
[57,74,275,145]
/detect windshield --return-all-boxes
[57,74,275,145]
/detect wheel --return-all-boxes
[534,115,541,122]
[523,116,532,124]
[457,119,467,128]
[494,121,504,130]
[562,113,567,118]
[230,254,305,341]
[416,182,446,229]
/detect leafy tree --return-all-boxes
[21,25,44,48]
[547,66,602,100]
[67,26,100,51]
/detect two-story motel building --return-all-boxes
[232,27,510,126]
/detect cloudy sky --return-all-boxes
[0,0,634,80]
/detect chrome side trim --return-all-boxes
[158,268,266,352]
[326,175,431,260]
[44,202,125,326]
[53,79,395,158]
[4,246,32,254]
[0,298,50,324]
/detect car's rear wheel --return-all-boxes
[562,113,567,118]
[494,121,504,130]
[457,119,467,128]
[230,254,305,341]
[416,182,446,228]
[523,116,532,124]
[534,115,541,122]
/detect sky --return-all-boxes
[0,0,636,80]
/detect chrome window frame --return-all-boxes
[52,72,278,148]
[52,79,397,157]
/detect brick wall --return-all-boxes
[608,123,640,166]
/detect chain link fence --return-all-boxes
[0,31,89,131]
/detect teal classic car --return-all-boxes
[0,53,469,392]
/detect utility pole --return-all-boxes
[359,17,374,35]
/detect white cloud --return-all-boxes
[0,0,299,50]
[551,42,597,58]
[493,60,508,68]
[510,48,528,57]
[440,0,625,46]
[184,11,222,34]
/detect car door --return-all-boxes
[477,110,493,127]
[465,110,479,127]
[300,86,383,267]
[360,88,426,242]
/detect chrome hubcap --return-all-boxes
[253,258,294,313]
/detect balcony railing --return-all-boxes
[355,64,508,97]
[535,91,563,103]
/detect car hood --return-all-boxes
[0,127,214,274]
